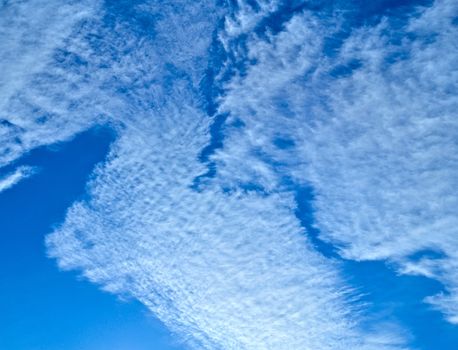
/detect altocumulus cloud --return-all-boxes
[0,0,456,349]
[216,0,458,325]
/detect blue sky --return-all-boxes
[1,0,457,349]
[0,129,181,349]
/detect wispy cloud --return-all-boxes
[217,0,458,324]
[0,0,101,167]
[0,166,36,193]
[43,2,409,348]
[1,0,454,348]
[47,117,407,349]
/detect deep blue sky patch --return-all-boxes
[0,129,181,350]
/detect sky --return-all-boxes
[0,128,181,349]
[0,1,457,350]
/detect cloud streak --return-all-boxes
[0,166,35,193]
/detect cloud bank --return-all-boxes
[217,0,458,324]
[0,0,456,348]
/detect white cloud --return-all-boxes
[47,110,407,349]
[223,0,280,38]
[43,2,409,348]
[0,165,35,193]
[1,0,444,348]
[217,0,458,324]
[0,0,103,167]
[0,0,97,110]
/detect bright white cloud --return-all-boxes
[47,108,408,350]
[43,1,407,347]
[0,165,35,193]
[0,0,96,110]
[0,0,102,166]
[222,0,280,38]
[2,0,453,348]
[217,0,458,324]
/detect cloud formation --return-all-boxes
[0,166,35,193]
[44,2,407,348]
[217,0,458,324]
[0,0,101,166]
[1,0,456,348]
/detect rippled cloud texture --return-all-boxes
[1,0,457,349]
